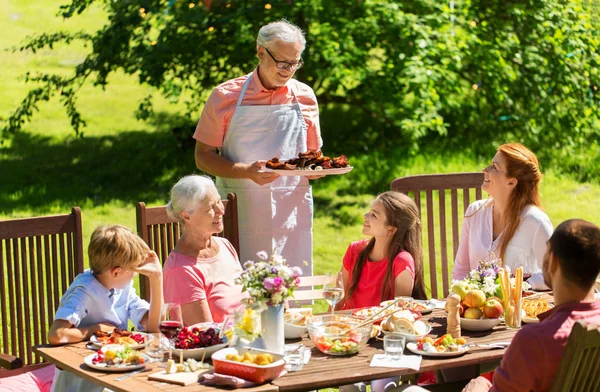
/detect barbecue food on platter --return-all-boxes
[266,151,349,170]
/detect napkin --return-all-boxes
[370,354,421,370]
[304,348,312,364]
[199,370,287,388]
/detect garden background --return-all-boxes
[1,0,599,301]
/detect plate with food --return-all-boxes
[263,151,352,176]
[265,166,353,176]
[84,345,148,372]
[406,335,469,357]
[90,328,148,349]
[284,308,313,339]
[381,310,431,342]
[412,300,435,315]
[522,290,544,300]
[521,298,553,324]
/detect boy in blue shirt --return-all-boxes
[48,225,164,392]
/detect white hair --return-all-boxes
[166,175,218,223]
[256,19,306,51]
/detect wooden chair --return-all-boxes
[290,275,332,306]
[391,172,484,299]
[0,207,85,377]
[550,321,600,392]
[136,192,240,301]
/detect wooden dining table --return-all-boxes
[34,295,551,392]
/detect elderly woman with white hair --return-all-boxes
[163,175,245,324]
[193,20,323,274]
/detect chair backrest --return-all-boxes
[136,192,239,301]
[550,320,600,392]
[391,172,484,298]
[0,207,84,367]
[291,275,331,305]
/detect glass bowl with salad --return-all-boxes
[307,315,372,356]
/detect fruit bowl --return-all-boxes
[172,324,229,360]
[307,314,372,356]
[460,317,501,331]
[212,347,285,383]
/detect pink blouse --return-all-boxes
[163,237,244,323]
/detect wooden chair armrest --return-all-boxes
[0,353,23,370]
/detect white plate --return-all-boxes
[406,342,469,357]
[413,300,435,315]
[262,166,353,176]
[89,332,150,350]
[522,316,540,324]
[381,322,432,342]
[83,353,148,372]
[460,317,501,332]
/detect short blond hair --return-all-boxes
[89,225,149,274]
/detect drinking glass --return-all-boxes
[383,334,406,361]
[284,343,305,371]
[323,272,344,316]
[233,305,262,343]
[159,303,183,360]
[144,332,165,361]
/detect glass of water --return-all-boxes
[323,272,344,315]
[284,343,305,371]
[383,334,406,361]
[144,332,165,362]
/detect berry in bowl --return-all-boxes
[172,325,228,360]
[307,315,372,356]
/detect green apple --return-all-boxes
[451,281,469,301]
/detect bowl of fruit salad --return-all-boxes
[172,324,228,360]
[307,315,372,356]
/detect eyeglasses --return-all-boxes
[264,47,304,71]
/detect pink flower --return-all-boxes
[263,277,276,291]
[273,276,284,288]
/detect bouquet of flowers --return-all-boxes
[235,251,303,306]
[452,255,530,298]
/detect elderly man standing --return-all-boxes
[194,20,322,272]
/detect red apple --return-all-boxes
[458,303,465,317]
[483,299,503,319]
[463,307,483,320]
[464,290,486,308]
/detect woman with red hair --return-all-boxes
[452,143,553,289]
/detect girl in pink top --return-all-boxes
[163,175,244,324]
[337,191,427,311]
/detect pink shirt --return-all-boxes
[490,300,600,391]
[193,68,323,150]
[163,237,244,323]
[341,240,415,310]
